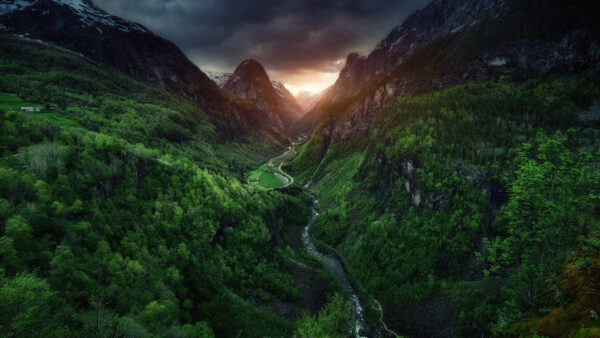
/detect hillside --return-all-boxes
[287,0,600,336]
[288,77,600,336]
[223,60,303,132]
[0,0,286,138]
[0,34,358,337]
[1,0,600,336]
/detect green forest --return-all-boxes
[0,35,354,337]
[287,78,600,336]
[1,1,600,335]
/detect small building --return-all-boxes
[247,178,259,185]
[20,106,42,112]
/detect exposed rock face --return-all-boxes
[223,59,303,132]
[0,0,278,138]
[315,0,503,110]
[305,0,600,143]
[271,80,305,121]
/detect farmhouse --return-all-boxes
[20,106,42,112]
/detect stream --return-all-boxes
[267,144,368,337]
[301,196,367,338]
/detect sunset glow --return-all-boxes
[278,71,339,95]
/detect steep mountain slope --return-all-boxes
[302,0,600,138]
[289,76,600,338]
[288,0,600,336]
[208,70,304,121]
[223,60,303,131]
[0,0,280,138]
[0,34,355,337]
[271,80,305,120]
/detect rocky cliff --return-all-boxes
[223,59,303,132]
[304,0,600,142]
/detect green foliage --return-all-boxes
[0,36,318,336]
[481,131,599,333]
[295,293,353,337]
[0,271,69,337]
[290,77,600,335]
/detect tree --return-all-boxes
[0,271,68,337]
[295,293,353,337]
[4,216,32,251]
[483,131,598,330]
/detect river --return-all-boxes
[301,196,367,338]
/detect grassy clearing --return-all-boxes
[36,112,82,129]
[0,92,82,129]
[0,92,42,111]
[248,165,286,189]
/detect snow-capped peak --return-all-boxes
[0,0,36,15]
[53,0,147,32]
[205,71,232,87]
[0,0,147,33]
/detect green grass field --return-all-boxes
[247,165,286,189]
[0,92,43,111]
[1,92,82,129]
[37,112,82,129]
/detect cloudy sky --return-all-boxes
[94,0,430,94]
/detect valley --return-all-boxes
[1,0,600,337]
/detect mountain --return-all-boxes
[0,33,332,337]
[0,0,280,138]
[223,59,303,131]
[271,80,305,120]
[206,70,231,87]
[287,0,600,336]
[295,90,323,112]
[208,69,304,122]
[302,0,600,140]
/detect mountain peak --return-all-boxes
[239,59,264,69]
[0,0,35,15]
[229,59,271,85]
[224,59,272,91]
[223,59,303,129]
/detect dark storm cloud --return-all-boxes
[94,0,430,76]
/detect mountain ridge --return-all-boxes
[0,0,288,139]
[302,0,600,141]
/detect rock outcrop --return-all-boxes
[223,59,303,132]
[303,0,600,142]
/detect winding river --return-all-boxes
[267,145,368,337]
[301,196,366,338]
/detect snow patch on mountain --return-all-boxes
[1,0,147,32]
[271,81,288,98]
[53,0,147,32]
[205,71,232,87]
[0,0,35,15]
